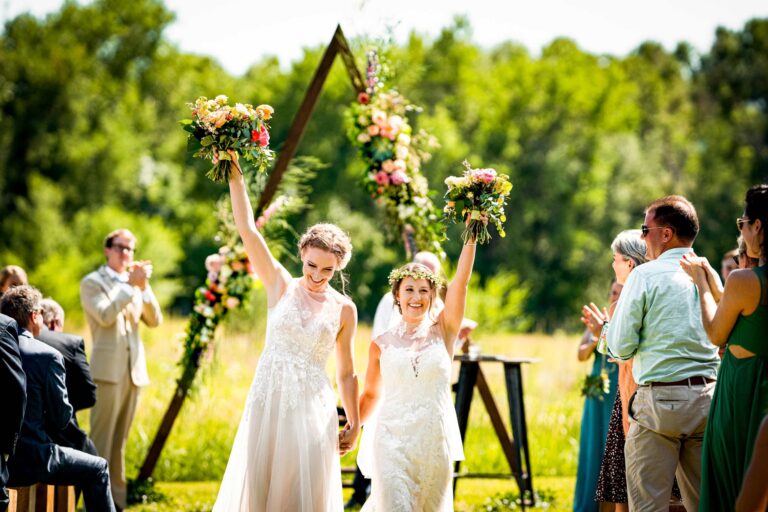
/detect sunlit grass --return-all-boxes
[72,317,589,510]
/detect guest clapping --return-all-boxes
[680,184,768,511]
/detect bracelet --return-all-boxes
[465,242,477,246]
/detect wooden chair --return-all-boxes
[8,484,75,512]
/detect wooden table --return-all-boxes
[452,354,538,508]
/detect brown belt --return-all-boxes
[643,376,715,387]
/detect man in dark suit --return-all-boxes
[37,298,98,456]
[0,286,115,512]
[0,313,25,512]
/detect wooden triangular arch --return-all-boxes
[136,25,366,484]
[255,24,364,214]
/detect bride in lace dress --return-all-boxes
[355,239,477,511]
[213,155,360,511]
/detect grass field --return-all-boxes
[72,317,589,511]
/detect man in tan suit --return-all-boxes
[80,229,162,510]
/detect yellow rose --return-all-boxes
[256,104,274,120]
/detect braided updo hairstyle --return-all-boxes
[298,223,353,293]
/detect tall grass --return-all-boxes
[72,317,591,509]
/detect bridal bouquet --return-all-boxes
[182,95,275,183]
[443,161,513,244]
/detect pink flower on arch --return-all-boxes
[390,170,409,185]
[374,171,390,186]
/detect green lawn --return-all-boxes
[72,318,589,511]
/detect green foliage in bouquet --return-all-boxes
[580,354,611,401]
[443,161,513,244]
[182,95,275,183]
[345,51,444,256]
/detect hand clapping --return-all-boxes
[581,302,608,339]
[128,261,153,290]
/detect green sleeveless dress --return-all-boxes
[700,265,768,511]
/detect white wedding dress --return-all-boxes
[357,319,464,511]
[213,278,344,511]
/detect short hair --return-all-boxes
[104,228,136,248]
[413,252,441,274]
[0,265,28,292]
[0,285,42,329]
[610,229,649,267]
[40,298,65,327]
[646,195,699,243]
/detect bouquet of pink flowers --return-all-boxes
[443,161,513,244]
[182,95,275,183]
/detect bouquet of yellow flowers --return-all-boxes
[182,95,275,183]
[443,161,513,244]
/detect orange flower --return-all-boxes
[256,104,274,120]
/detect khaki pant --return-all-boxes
[624,382,715,512]
[90,374,140,509]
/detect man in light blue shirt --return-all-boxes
[606,195,719,512]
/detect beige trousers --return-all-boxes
[90,373,140,509]
[624,382,715,512]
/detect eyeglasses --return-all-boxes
[736,217,751,231]
[111,243,135,254]
[641,225,667,236]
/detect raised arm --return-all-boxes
[228,155,290,306]
[441,241,477,354]
[682,259,759,346]
[335,301,359,455]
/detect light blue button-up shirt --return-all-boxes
[605,247,719,385]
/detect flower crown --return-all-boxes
[388,267,443,288]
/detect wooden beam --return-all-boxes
[256,25,362,214]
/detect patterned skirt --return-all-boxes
[594,389,682,503]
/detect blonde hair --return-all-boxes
[298,223,352,270]
[0,265,28,293]
[298,223,353,294]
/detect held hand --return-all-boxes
[338,423,360,456]
[580,302,607,338]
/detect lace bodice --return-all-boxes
[263,278,343,367]
[376,322,453,411]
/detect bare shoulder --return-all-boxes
[724,268,761,309]
[725,268,760,293]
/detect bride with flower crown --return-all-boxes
[213,153,360,511]
[353,236,478,511]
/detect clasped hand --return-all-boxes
[338,423,359,456]
[128,261,153,290]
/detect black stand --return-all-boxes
[453,355,536,508]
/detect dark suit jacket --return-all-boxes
[0,314,25,456]
[12,329,72,469]
[36,330,96,411]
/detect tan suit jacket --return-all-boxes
[80,266,162,387]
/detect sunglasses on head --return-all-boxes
[736,217,750,231]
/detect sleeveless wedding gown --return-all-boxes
[357,320,464,511]
[213,278,344,511]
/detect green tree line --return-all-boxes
[1,0,766,330]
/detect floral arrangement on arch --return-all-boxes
[346,51,444,256]
[176,245,255,389]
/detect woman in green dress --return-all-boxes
[681,183,768,511]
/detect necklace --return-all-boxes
[410,351,421,378]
